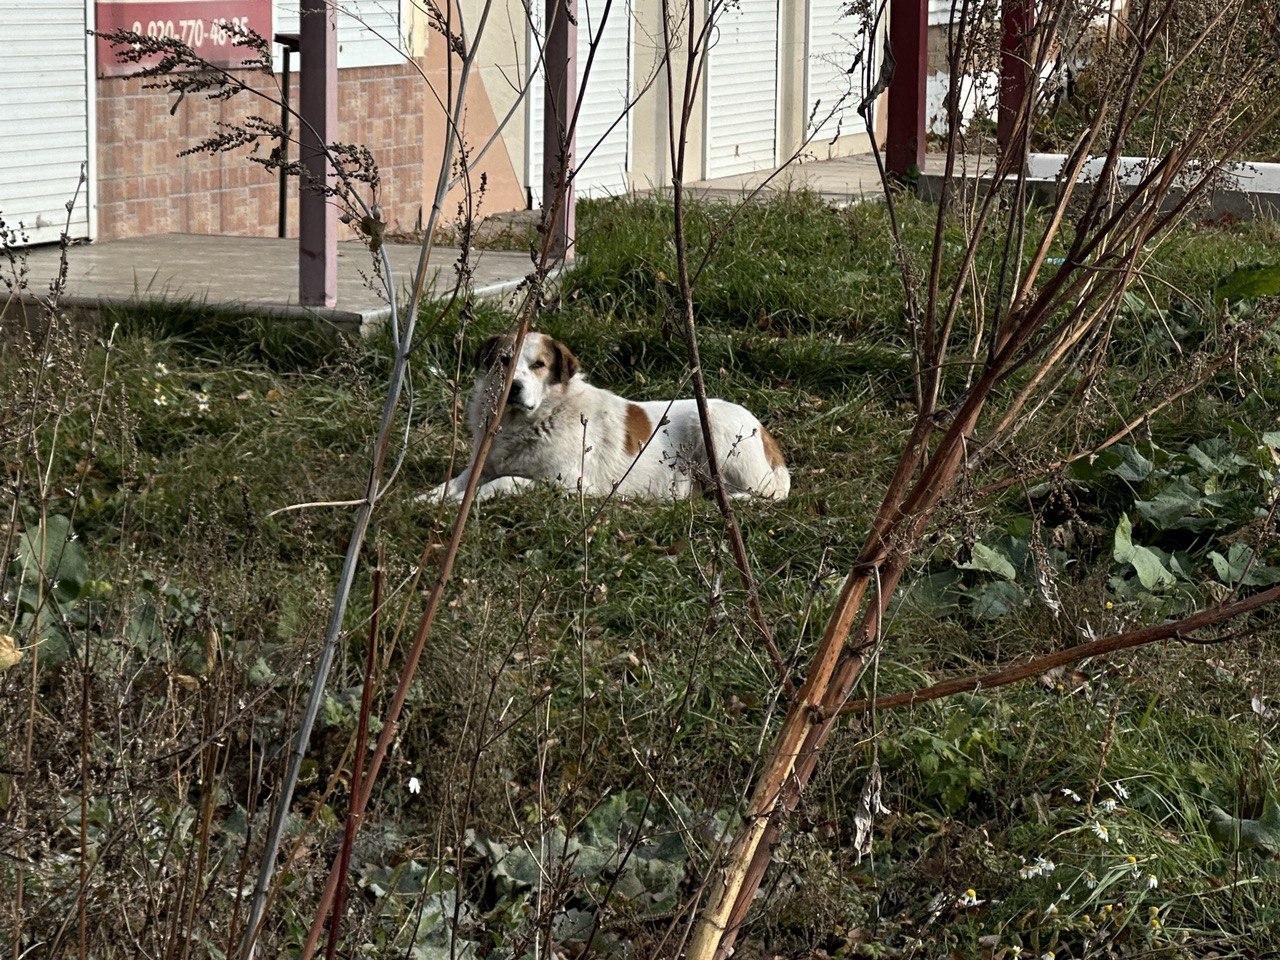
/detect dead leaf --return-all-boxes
[1039,665,1089,692]
[853,759,890,864]
[0,634,23,672]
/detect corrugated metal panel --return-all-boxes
[0,0,91,245]
[276,0,405,69]
[705,0,777,178]
[806,0,867,143]
[528,0,632,203]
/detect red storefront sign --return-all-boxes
[96,1,273,77]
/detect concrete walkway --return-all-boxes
[683,153,886,204]
[676,151,997,204]
[12,233,534,332]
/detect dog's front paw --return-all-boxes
[415,482,459,505]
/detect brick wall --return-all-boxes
[95,61,426,241]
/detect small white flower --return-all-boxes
[1061,788,1082,802]
[1089,821,1110,842]
[1112,782,1130,800]
[1146,874,1159,890]
[195,393,211,413]
[1018,856,1056,879]
[1099,798,1119,813]
[407,776,421,795]
[1040,953,1056,960]
[957,887,983,907]
[154,362,170,376]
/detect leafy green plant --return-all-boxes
[881,701,1023,814]
[473,792,694,954]
[7,513,218,673]
[9,514,96,664]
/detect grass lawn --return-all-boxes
[3,192,1280,959]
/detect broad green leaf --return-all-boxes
[959,542,1018,580]
[1214,262,1280,304]
[1113,514,1175,590]
[1136,477,1213,531]
[1109,445,1156,483]
[1187,443,1220,472]
[1068,447,1124,483]
[967,580,1027,620]
[1209,544,1280,586]
[15,515,88,602]
[1207,796,1280,854]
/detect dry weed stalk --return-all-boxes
[11,0,1279,955]
[686,0,1280,954]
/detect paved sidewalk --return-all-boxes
[665,151,995,204]
[683,153,885,204]
[11,233,534,332]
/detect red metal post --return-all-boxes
[298,0,337,307]
[886,0,928,180]
[542,0,576,260]
[997,0,1034,162]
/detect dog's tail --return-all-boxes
[759,426,791,500]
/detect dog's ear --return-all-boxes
[548,338,579,384]
[475,335,505,372]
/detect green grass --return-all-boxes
[3,192,1279,959]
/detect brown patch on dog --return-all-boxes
[543,336,579,384]
[624,404,650,457]
[760,426,786,469]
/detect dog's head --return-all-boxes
[475,331,579,415]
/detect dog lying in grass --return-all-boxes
[426,332,790,503]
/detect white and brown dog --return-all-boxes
[426,332,790,503]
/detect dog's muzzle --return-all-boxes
[507,382,535,411]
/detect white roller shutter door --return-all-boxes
[0,0,93,245]
[704,0,777,179]
[528,0,632,203]
[806,0,867,143]
[275,0,406,69]
[929,0,954,25]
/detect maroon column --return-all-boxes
[299,0,337,307]
[997,0,1034,163]
[542,0,576,260]
[886,0,928,180]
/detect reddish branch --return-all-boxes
[322,562,382,960]
[689,1,1280,953]
[843,584,1280,715]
